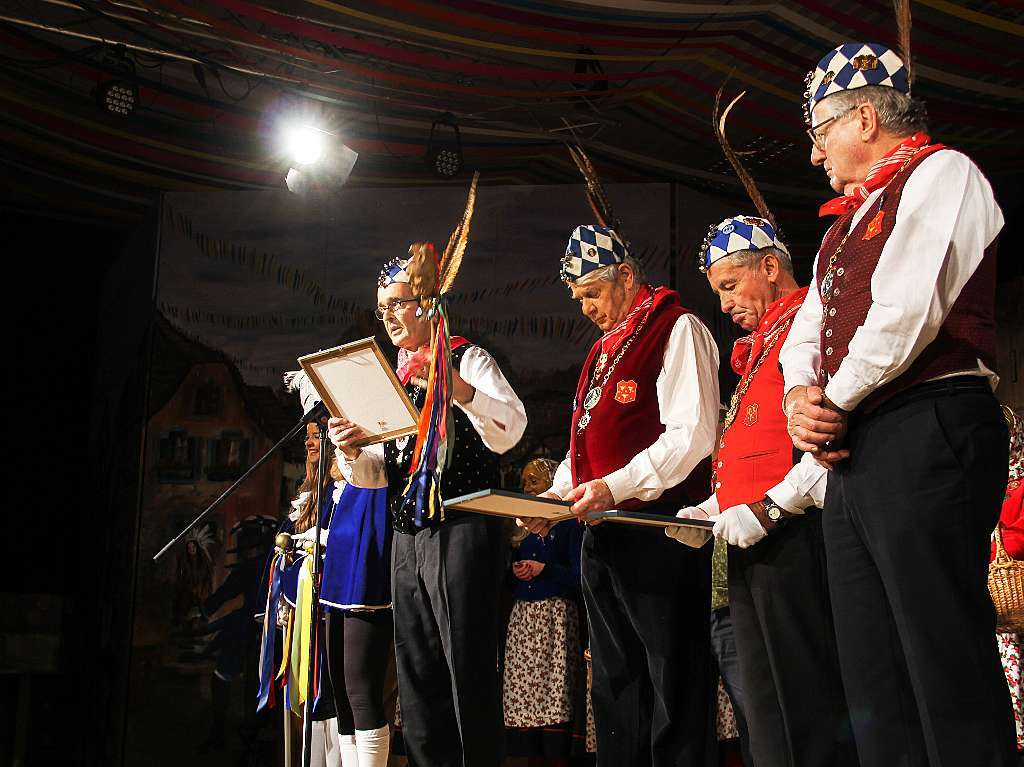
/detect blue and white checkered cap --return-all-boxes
[804,42,908,124]
[378,256,411,288]
[698,216,789,272]
[561,225,628,282]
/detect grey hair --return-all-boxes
[575,255,647,286]
[728,246,793,275]
[822,85,928,137]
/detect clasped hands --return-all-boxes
[784,384,850,469]
[512,559,545,581]
[517,478,613,537]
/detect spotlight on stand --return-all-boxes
[424,113,463,179]
[95,44,138,117]
[282,123,358,197]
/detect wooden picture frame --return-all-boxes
[297,337,419,447]
[443,489,576,522]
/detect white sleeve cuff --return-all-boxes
[602,465,637,506]
[335,446,387,489]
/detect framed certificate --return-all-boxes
[585,510,715,529]
[298,337,419,447]
[443,489,576,522]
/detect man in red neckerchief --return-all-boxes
[520,224,720,767]
[667,215,855,767]
[782,42,1014,766]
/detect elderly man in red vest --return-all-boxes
[782,42,1015,766]
[667,215,854,767]
[521,224,720,767]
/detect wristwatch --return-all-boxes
[763,496,786,524]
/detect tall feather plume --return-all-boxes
[438,170,479,295]
[893,0,913,89]
[567,144,622,236]
[713,83,776,230]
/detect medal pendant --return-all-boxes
[584,387,602,410]
[577,412,591,431]
[820,271,834,301]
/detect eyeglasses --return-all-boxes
[806,105,859,151]
[374,296,421,321]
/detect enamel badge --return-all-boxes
[863,210,885,240]
[615,380,638,404]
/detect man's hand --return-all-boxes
[327,416,368,461]
[784,385,850,467]
[565,479,615,522]
[665,506,713,548]
[512,560,545,581]
[516,491,561,537]
[409,358,475,404]
[713,504,767,548]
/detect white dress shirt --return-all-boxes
[338,345,527,488]
[548,313,720,505]
[780,149,1004,412]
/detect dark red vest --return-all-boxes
[716,288,806,509]
[570,290,711,511]
[815,148,998,412]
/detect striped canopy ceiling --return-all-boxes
[0,0,1021,224]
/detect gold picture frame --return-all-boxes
[297,337,419,447]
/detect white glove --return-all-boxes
[291,526,330,547]
[712,504,767,548]
[665,506,714,548]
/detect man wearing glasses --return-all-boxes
[781,42,1014,766]
[328,251,527,767]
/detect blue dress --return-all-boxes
[320,483,392,610]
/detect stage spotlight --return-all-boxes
[284,124,325,166]
[424,113,464,179]
[95,44,138,117]
[281,124,358,196]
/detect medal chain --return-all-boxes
[719,320,791,448]
[576,308,653,433]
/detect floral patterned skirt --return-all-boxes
[998,632,1024,750]
[503,596,581,728]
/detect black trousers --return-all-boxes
[823,382,1015,767]
[582,522,715,767]
[728,510,855,767]
[326,609,394,734]
[391,514,506,767]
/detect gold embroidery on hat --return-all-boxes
[851,55,879,71]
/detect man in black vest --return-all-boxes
[329,250,527,767]
[781,42,1014,766]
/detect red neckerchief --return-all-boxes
[397,336,469,385]
[597,284,677,357]
[730,287,808,378]
[818,133,941,218]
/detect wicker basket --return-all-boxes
[989,524,1024,633]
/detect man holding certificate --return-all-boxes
[522,224,720,767]
[328,249,527,767]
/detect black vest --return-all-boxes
[384,344,501,532]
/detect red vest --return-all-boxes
[816,147,998,412]
[570,289,710,511]
[716,288,806,509]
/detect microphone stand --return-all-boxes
[153,402,328,562]
[302,419,330,767]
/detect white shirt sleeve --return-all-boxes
[602,313,720,505]
[824,150,1004,411]
[779,253,825,399]
[548,452,573,500]
[336,443,388,489]
[765,452,828,513]
[454,345,528,454]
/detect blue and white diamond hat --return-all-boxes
[803,42,909,124]
[378,256,412,288]
[698,216,789,273]
[561,224,628,282]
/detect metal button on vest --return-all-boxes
[829,308,836,317]
[837,267,845,276]
[717,461,723,468]
[715,481,722,489]
[826,347,833,356]
[833,288,840,296]
[825,329,833,338]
